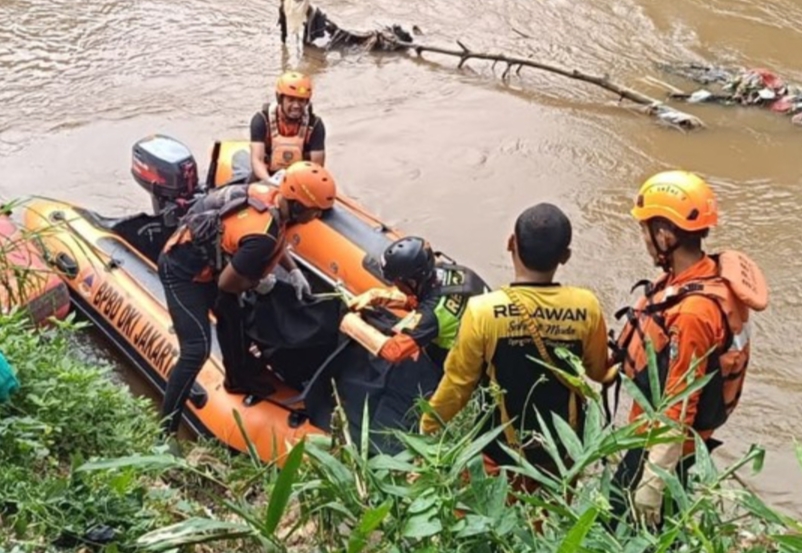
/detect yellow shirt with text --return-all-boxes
[420,283,609,465]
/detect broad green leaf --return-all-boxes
[654,527,681,553]
[582,399,602,448]
[221,499,265,532]
[739,492,787,526]
[368,454,419,472]
[440,404,498,460]
[690,432,716,484]
[497,443,562,494]
[649,464,689,513]
[466,453,488,484]
[453,514,492,538]
[644,338,662,407]
[232,408,261,467]
[557,505,598,553]
[772,535,802,551]
[718,444,765,483]
[508,486,573,519]
[622,535,657,553]
[485,475,510,520]
[137,518,254,550]
[687,519,715,553]
[395,433,438,463]
[533,407,567,474]
[659,372,715,413]
[551,412,583,463]
[377,481,414,498]
[494,509,518,537]
[596,421,675,459]
[552,346,587,377]
[306,501,357,521]
[751,443,766,473]
[452,424,509,476]
[619,374,656,418]
[305,440,354,488]
[77,454,183,473]
[264,438,305,535]
[464,472,508,520]
[347,500,393,553]
[527,354,600,402]
[407,488,438,515]
[402,513,443,539]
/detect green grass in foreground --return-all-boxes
[2,309,802,552]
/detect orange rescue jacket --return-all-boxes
[613,251,768,440]
[262,102,311,174]
[163,183,286,282]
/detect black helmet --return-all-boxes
[380,237,436,295]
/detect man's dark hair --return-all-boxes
[514,203,572,272]
[648,217,708,252]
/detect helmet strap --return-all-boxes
[647,221,680,272]
[276,95,287,119]
[286,199,309,224]
[398,273,437,298]
[393,277,419,297]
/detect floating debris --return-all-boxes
[658,63,802,124]
[278,1,413,52]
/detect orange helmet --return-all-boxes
[279,161,336,210]
[275,71,312,100]
[631,170,718,232]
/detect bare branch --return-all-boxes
[510,26,533,39]
[392,39,704,130]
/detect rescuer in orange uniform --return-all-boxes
[157,161,336,438]
[609,170,769,527]
[249,71,326,181]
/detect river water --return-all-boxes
[2,0,800,517]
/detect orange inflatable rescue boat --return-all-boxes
[18,135,489,463]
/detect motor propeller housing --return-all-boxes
[131,134,198,224]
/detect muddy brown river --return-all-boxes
[2,0,800,517]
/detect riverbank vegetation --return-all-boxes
[2,309,802,552]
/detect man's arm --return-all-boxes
[339,302,439,364]
[250,112,271,182]
[218,234,278,294]
[347,287,414,312]
[420,300,485,434]
[278,249,299,272]
[379,304,441,363]
[582,295,612,383]
[306,118,326,166]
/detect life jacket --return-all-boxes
[611,251,768,432]
[163,183,285,282]
[430,263,489,350]
[262,102,312,174]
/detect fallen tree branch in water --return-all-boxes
[392,39,705,131]
[278,2,702,130]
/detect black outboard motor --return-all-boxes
[131,135,199,228]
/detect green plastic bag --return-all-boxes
[0,350,19,403]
